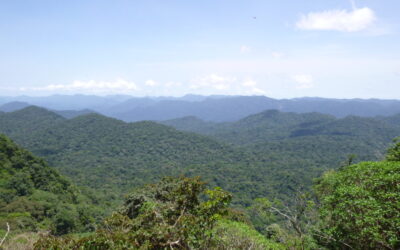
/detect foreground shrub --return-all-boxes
[34,176,233,249]
[315,161,400,249]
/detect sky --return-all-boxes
[0,0,399,99]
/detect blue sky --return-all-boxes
[0,0,399,98]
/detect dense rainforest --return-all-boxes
[1,107,399,205]
[0,134,398,249]
[0,105,399,249]
[0,135,104,237]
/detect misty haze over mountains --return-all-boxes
[1,94,400,122]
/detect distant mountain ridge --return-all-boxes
[0,101,31,112]
[1,95,400,122]
[161,109,400,145]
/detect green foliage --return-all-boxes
[315,161,400,249]
[0,134,102,235]
[0,232,40,250]
[2,107,400,249]
[0,109,263,206]
[163,110,400,205]
[214,219,284,249]
[251,193,319,249]
[35,177,238,249]
[2,107,398,212]
[386,137,400,161]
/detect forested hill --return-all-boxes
[0,101,30,112]
[1,106,399,208]
[53,109,95,119]
[161,109,400,146]
[0,134,100,235]
[0,107,268,205]
[378,113,400,126]
[161,110,400,193]
[162,110,337,143]
[0,106,65,138]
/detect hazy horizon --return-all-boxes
[1,93,400,101]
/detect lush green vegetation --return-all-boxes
[0,108,242,198]
[32,148,400,249]
[162,110,399,147]
[0,131,399,249]
[0,134,102,236]
[312,140,400,249]
[33,176,282,249]
[163,110,400,202]
[387,138,400,161]
[0,107,325,207]
[315,161,400,249]
[1,106,399,249]
[1,107,399,209]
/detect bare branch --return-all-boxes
[0,223,10,247]
[165,239,180,250]
[269,206,291,221]
[313,229,354,249]
[173,206,186,228]
[269,206,303,237]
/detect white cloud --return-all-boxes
[18,78,139,94]
[188,75,267,95]
[240,45,251,54]
[296,7,376,32]
[292,74,314,89]
[145,79,157,87]
[190,74,236,90]
[188,74,266,95]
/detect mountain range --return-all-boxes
[2,95,400,122]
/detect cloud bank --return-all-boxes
[296,7,376,32]
[15,79,139,95]
[48,79,137,92]
[190,74,266,95]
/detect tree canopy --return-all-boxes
[315,161,400,249]
[0,134,102,235]
[34,176,282,249]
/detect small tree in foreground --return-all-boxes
[251,191,318,250]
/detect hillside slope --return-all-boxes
[162,110,399,146]
[0,134,99,235]
[0,108,266,205]
[161,110,400,193]
[1,107,399,207]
